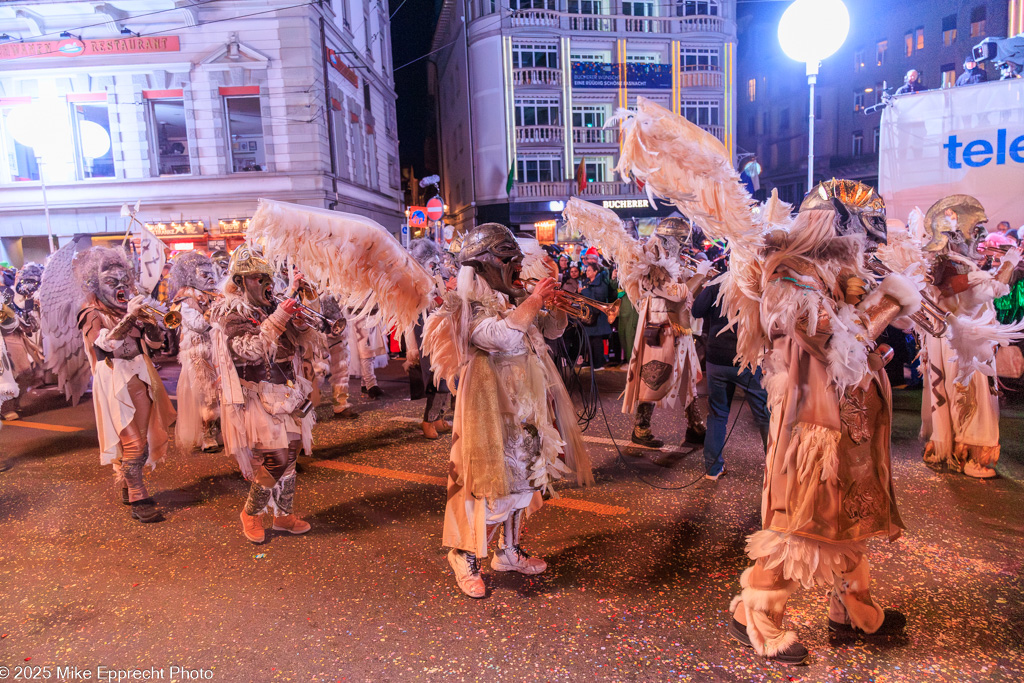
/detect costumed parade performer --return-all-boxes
[564,204,711,448]
[911,196,1024,478]
[168,251,222,452]
[422,222,594,599]
[74,247,176,523]
[404,238,452,439]
[209,245,315,544]
[0,263,44,420]
[608,97,921,663]
[0,323,19,432]
[319,292,358,419]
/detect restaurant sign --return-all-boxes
[0,36,181,60]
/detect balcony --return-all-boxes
[700,124,724,141]
[506,10,726,35]
[516,125,565,144]
[513,67,563,87]
[572,127,617,144]
[679,69,724,89]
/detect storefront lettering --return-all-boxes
[0,36,180,60]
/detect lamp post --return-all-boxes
[777,0,850,193]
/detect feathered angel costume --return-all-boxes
[423,267,594,558]
[611,97,919,655]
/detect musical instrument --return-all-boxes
[0,290,15,326]
[977,243,1015,258]
[866,256,950,338]
[524,278,621,326]
[271,293,346,335]
[115,291,182,329]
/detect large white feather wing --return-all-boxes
[562,198,647,302]
[247,199,434,333]
[39,240,90,405]
[612,97,762,249]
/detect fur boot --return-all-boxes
[828,555,885,633]
[730,566,800,657]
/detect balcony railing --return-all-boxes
[572,127,617,144]
[513,67,563,87]
[516,125,565,144]
[700,124,724,140]
[512,180,641,200]
[679,69,724,89]
[507,10,726,34]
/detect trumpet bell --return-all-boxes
[163,310,182,329]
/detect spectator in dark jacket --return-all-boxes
[580,262,614,369]
[894,69,924,95]
[956,58,988,86]
[692,281,771,480]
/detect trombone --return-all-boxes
[524,278,621,326]
[866,256,950,338]
[271,293,346,335]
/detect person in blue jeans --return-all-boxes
[692,281,771,480]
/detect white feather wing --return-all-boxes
[246,200,434,333]
[562,198,647,302]
[39,240,90,405]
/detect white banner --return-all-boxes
[879,79,1024,230]
[138,223,166,295]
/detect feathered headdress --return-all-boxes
[245,199,435,333]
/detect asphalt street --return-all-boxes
[0,359,1021,682]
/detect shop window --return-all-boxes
[516,156,562,183]
[150,99,190,175]
[72,102,114,179]
[225,96,266,173]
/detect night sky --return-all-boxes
[389,0,441,176]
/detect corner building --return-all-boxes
[430,0,737,236]
[0,0,402,265]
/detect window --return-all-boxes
[677,0,718,17]
[854,91,865,112]
[510,0,556,8]
[747,78,756,102]
[971,7,987,37]
[852,131,864,157]
[941,62,957,88]
[573,156,612,183]
[570,50,611,63]
[942,15,957,46]
[363,82,372,112]
[572,104,608,128]
[225,96,266,173]
[681,45,721,71]
[854,49,865,72]
[778,108,789,132]
[72,102,115,179]
[873,126,880,153]
[680,99,720,128]
[916,27,924,50]
[876,40,888,66]
[905,32,913,57]
[875,83,884,105]
[515,97,560,127]
[513,42,558,69]
[626,52,659,63]
[516,155,562,183]
[150,99,190,176]
[568,0,604,15]
[622,0,655,16]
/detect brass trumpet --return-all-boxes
[866,256,950,338]
[977,243,1015,258]
[271,293,346,335]
[524,278,621,326]
[115,291,181,329]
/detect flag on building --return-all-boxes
[575,158,588,195]
[137,223,166,296]
[505,163,515,196]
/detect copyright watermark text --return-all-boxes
[0,665,213,681]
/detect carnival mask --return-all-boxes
[195,262,218,291]
[235,272,274,309]
[15,274,40,297]
[801,179,887,245]
[922,195,988,257]
[99,265,134,312]
[459,223,526,299]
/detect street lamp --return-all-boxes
[778,0,850,192]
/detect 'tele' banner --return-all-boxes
[879,80,1024,230]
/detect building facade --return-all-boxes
[0,0,402,266]
[737,0,1018,205]
[429,0,737,236]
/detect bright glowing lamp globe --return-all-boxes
[79,120,111,159]
[6,102,72,157]
[778,0,850,65]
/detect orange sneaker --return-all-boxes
[272,514,311,535]
[240,510,265,544]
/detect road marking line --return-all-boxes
[388,417,696,454]
[0,420,84,432]
[307,460,627,516]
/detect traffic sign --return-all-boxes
[426,196,445,221]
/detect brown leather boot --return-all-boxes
[421,421,439,440]
[432,419,452,434]
[272,514,311,535]
[240,510,265,543]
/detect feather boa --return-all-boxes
[246,199,434,334]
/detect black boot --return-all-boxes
[130,497,163,523]
[121,487,130,505]
[829,609,907,640]
[631,402,663,448]
[728,618,809,665]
